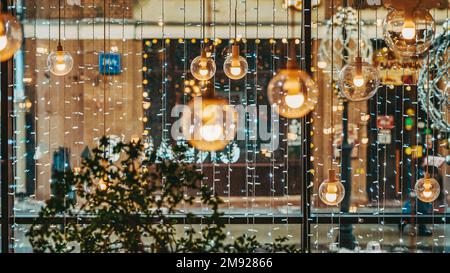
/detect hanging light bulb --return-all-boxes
[383,8,435,57]
[401,10,416,40]
[267,40,318,119]
[47,43,74,76]
[183,91,237,152]
[339,0,380,102]
[191,47,216,81]
[414,175,440,203]
[338,56,379,101]
[0,7,23,61]
[97,174,109,191]
[267,67,318,119]
[318,169,345,206]
[223,44,248,80]
[47,0,73,76]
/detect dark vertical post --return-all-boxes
[1,0,11,253]
[301,0,312,253]
[339,101,355,249]
[338,0,355,250]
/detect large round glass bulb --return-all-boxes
[183,96,237,151]
[0,12,23,61]
[318,172,345,206]
[267,69,318,119]
[338,60,380,101]
[48,49,74,76]
[190,50,216,81]
[383,9,435,58]
[223,45,248,80]
[414,177,440,203]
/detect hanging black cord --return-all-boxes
[202,0,205,49]
[357,0,361,58]
[103,0,106,137]
[58,0,61,46]
[234,0,237,40]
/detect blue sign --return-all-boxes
[99,52,121,75]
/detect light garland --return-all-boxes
[417,32,450,133]
[318,6,373,76]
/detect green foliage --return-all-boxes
[27,137,299,253]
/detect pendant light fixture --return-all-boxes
[414,173,440,203]
[267,8,318,119]
[183,87,237,152]
[223,0,248,80]
[319,169,345,206]
[190,0,216,81]
[0,3,22,62]
[47,0,73,76]
[319,6,345,206]
[338,0,379,101]
[383,0,436,58]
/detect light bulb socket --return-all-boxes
[328,169,336,182]
[286,59,298,70]
[57,43,63,52]
[404,9,414,22]
[200,48,207,59]
[355,56,363,74]
[232,44,239,58]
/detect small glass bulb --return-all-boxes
[191,50,216,81]
[199,67,209,77]
[267,69,318,119]
[0,13,23,61]
[200,124,223,141]
[338,60,380,101]
[401,20,416,39]
[48,49,74,76]
[223,46,248,80]
[284,93,305,109]
[352,74,365,87]
[230,66,241,76]
[383,9,435,57]
[414,177,440,203]
[183,97,238,151]
[318,170,345,206]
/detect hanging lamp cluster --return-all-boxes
[191,0,247,81]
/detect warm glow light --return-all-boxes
[352,74,365,87]
[48,49,73,76]
[55,62,66,72]
[199,67,209,76]
[422,190,432,199]
[191,52,216,80]
[283,78,301,93]
[55,52,66,71]
[414,177,440,203]
[98,179,108,191]
[284,93,305,109]
[200,124,223,141]
[223,45,248,80]
[319,170,345,206]
[230,66,242,76]
[0,34,7,51]
[0,13,22,61]
[401,20,416,40]
[325,192,338,203]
